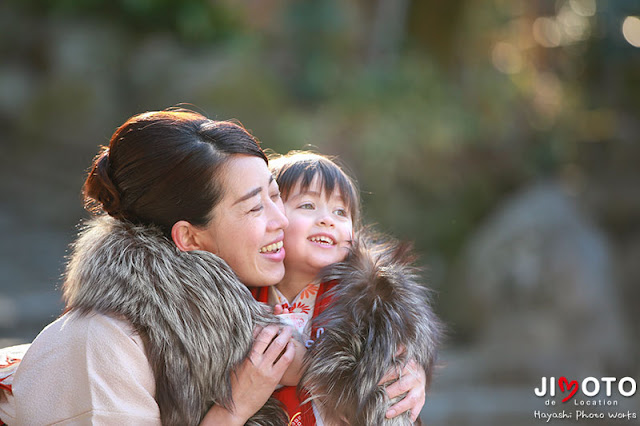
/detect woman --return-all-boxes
[0,110,296,425]
[0,109,429,425]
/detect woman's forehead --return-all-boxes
[221,156,271,200]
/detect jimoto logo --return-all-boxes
[535,376,637,402]
[533,376,638,422]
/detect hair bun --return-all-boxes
[83,148,124,219]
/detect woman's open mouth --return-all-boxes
[259,240,284,253]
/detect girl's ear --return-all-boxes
[171,220,202,252]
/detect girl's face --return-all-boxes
[281,175,353,281]
[196,155,289,287]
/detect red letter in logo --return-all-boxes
[558,376,579,403]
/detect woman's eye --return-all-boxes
[250,204,264,213]
[270,191,281,201]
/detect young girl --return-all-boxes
[254,151,358,336]
[252,151,441,425]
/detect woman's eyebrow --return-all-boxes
[233,187,262,206]
[233,176,275,206]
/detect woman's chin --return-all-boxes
[243,262,285,287]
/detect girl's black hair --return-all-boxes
[269,151,361,228]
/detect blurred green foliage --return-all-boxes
[2,0,638,337]
[7,0,242,43]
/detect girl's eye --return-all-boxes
[299,203,314,210]
[334,208,348,217]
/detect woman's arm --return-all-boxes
[381,358,427,422]
[200,325,295,425]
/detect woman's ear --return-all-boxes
[171,220,202,252]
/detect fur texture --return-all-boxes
[62,216,287,426]
[301,230,442,426]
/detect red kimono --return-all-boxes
[251,282,337,426]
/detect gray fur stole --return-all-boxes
[301,231,443,426]
[62,216,287,426]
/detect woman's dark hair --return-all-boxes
[83,109,267,235]
[269,151,361,228]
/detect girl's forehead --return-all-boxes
[291,175,343,199]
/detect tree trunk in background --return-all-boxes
[406,0,467,67]
[367,0,411,68]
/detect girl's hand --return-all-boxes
[273,304,290,315]
[279,337,306,386]
[201,325,295,425]
[381,358,427,423]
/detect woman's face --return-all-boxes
[197,155,289,286]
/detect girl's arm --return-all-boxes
[272,303,307,386]
[279,338,306,386]
[200,325,295,425]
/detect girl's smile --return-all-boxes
[280,176,353,286]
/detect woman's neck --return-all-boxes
[276,269,318,303]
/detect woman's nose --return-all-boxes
[267,197,289,230]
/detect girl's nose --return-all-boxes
[318,211,335,227]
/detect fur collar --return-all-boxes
[62,216,285,426]
[303,230,443,426]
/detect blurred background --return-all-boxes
[0,0,638,424]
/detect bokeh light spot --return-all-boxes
[622,16,640,48]
[492,42,523,74]
[533,17,562,47]
[569,0,596,17]
[558,4,591,42]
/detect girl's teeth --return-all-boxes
[260,241,283,253]
[310,236,334,245]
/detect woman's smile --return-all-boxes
[197,155,289,286]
